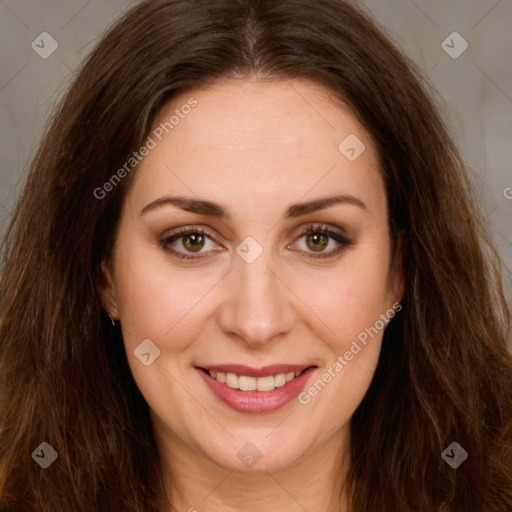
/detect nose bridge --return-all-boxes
[217,247,295,346]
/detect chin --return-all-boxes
[205,431,310,473]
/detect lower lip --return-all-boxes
[197,367,316,413]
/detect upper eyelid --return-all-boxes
[163,226,218,243]
[163,223,347,241]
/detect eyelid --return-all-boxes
[292,223,350,241]
[160,225,218,242]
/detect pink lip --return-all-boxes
[196,366,317,413]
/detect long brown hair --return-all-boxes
[1,1,511,510]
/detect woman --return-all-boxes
[0,0,511,510]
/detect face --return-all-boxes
[99,78,403,476]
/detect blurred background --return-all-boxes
[0,0,511,320]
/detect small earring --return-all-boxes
[108,313,116,326]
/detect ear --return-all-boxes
[388,230,405,306]
[97,257,119,320]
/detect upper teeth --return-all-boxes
[208,370,303,391]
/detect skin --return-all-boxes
[99,77,404,512]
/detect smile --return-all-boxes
[206,369,304,391]
[196,364,317,413]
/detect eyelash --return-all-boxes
[159,224,352,261]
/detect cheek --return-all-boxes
[112,237,215,353]
[304,252,392,350]
[293,262,389,425]
[292,247,391,406]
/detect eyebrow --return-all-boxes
[140,193,367,218]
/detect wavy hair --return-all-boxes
[1,1,511,510]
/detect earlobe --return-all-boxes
[97,257,119,320]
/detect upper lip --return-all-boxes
[197,364,315,377]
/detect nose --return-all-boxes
[216,250,296,348]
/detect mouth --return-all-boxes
[199,367,308,391]
[195,364,317,413]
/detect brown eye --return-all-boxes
[292,225,351,259]
[305,233,329,252]
[182,233,205,252]
[160,227,220,261]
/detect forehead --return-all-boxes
[126,78,386,218]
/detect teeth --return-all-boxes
[225,372,238,388]
[256,375,276,391]
[274,373,286,387]
[207,369,305,392]
[238,376,256,391]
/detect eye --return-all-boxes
[159,227,220,260]
[290,224,351,259]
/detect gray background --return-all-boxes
[1,0,511,317]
